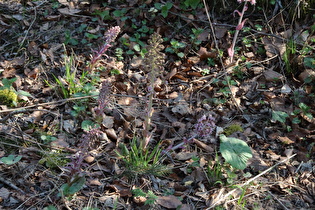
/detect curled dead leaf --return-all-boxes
[198,47,216,60]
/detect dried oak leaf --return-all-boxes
[157,195,182,209]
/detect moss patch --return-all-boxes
[0,89,17,107]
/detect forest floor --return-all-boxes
[0,0,315,209]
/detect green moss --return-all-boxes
[0,89,17,107]
[223,124,244,136]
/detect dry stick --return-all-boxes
[0,93,147,114]
[18,7,37,50]
[0,109,58,123]
[0,176,25,194]
[202,0,243,114]
[0,95,96,114]
[206,154,296,209]
[267,190,290,210]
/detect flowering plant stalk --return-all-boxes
[88,26,120,71]
[228,0,256,62]
[141,33,165,150]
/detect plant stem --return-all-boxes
[230,1,248,63]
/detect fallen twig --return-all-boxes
[0,176,25,194]
[207,154,296,209]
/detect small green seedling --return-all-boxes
[165,39,186,58]
[116,138,169,178]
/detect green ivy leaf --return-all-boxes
[0,155,22,165]
[219,135,252,170]
[272,110,289,123]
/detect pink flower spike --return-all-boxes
[104,26,121,44]
[233,10,242,17]
[236,18,247,30]
[228,47,234,58]
[249,0,256,5]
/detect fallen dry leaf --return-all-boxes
[263,69,284,82]
[157,195,183,209]
[278,136,295,145]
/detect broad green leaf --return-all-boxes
[220,135,252,170]
[0,155,22,165]
[272,110,289,123]
[59,176,86,196]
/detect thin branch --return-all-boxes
[207,154,296,209]
[0,109,58,123]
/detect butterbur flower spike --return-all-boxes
[194,114,216,138]
[237,0,256,5]
[104,26,121,44]
[98,80,111,112]
[89,26,121,70]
